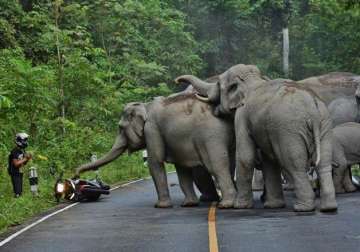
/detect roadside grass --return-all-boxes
[0,153,149,234]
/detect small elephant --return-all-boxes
[332,122,359,193]
[177,64,338,212]
[75,88,236,208]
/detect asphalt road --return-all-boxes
[1,173,360,252]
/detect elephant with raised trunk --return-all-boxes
[207,72,360,106]
[75,88,236,208]
[176,64,338,212]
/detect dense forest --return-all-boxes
[0,0,360,229]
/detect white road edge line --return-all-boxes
[0,171,178,247]
[0,203,79,247]
[110,178,144,191]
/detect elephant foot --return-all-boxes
[293,201,315,212]
[217,199,234,209]
[335,186,346,194]
[181,198,199,207]
[200,194,219,202]
[344,182,357,193]
[234,199,254,209]
[264,199,286,209]
[155,200,173,208]
[320,199,338,212]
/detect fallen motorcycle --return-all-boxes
[54,173,110,202]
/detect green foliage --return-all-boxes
[352,165,360,177]
[170,0,360,78]
[0,0,203,233]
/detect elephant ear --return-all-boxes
[131,103,147,138]
[207,82,220,103]
[228,78,246,110]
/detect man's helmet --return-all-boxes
[15,132,29,148]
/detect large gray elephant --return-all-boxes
[176,64,338,212]
[297,72,360,105]
[207,72,360,190]
[205,72,360,105]
[332,122,360,193]
[75,88,236,208]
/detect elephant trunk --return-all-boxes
[175,75,219,103]
[175,75,213,96]
[75,133,127,175]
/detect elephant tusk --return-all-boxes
[195,93,210,102]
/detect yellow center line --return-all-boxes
[208,202,219,252]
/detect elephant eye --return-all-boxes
[228,83,237,94]
[123,112,132,120]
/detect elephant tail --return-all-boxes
[313,120,321,168]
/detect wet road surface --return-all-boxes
[1,173,360,252]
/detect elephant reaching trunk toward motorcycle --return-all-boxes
[75,89,236,208]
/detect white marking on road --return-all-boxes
[110,178,144,191]
[0,175,156,247]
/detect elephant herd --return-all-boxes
[75,64,360,213]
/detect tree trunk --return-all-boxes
[283,27,289,77]
[54,0,66,134]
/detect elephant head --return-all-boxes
[175,64,265,115]
[75,102,147,176]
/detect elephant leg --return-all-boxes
[343,166,357,192]
[274,139,315,212]
[234,143,256,209]
[333,164,347,194]
[192,167,219,202]
[175,166,199,207]
[234,113,256,208]
[262,159,285,209]
[229,150,236,185]
[332,150,347,193]
[205,149,236,209]
[144,123,172,208]
[291,169,315,212]
[148,160,172,208]
[317,133,337,212]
